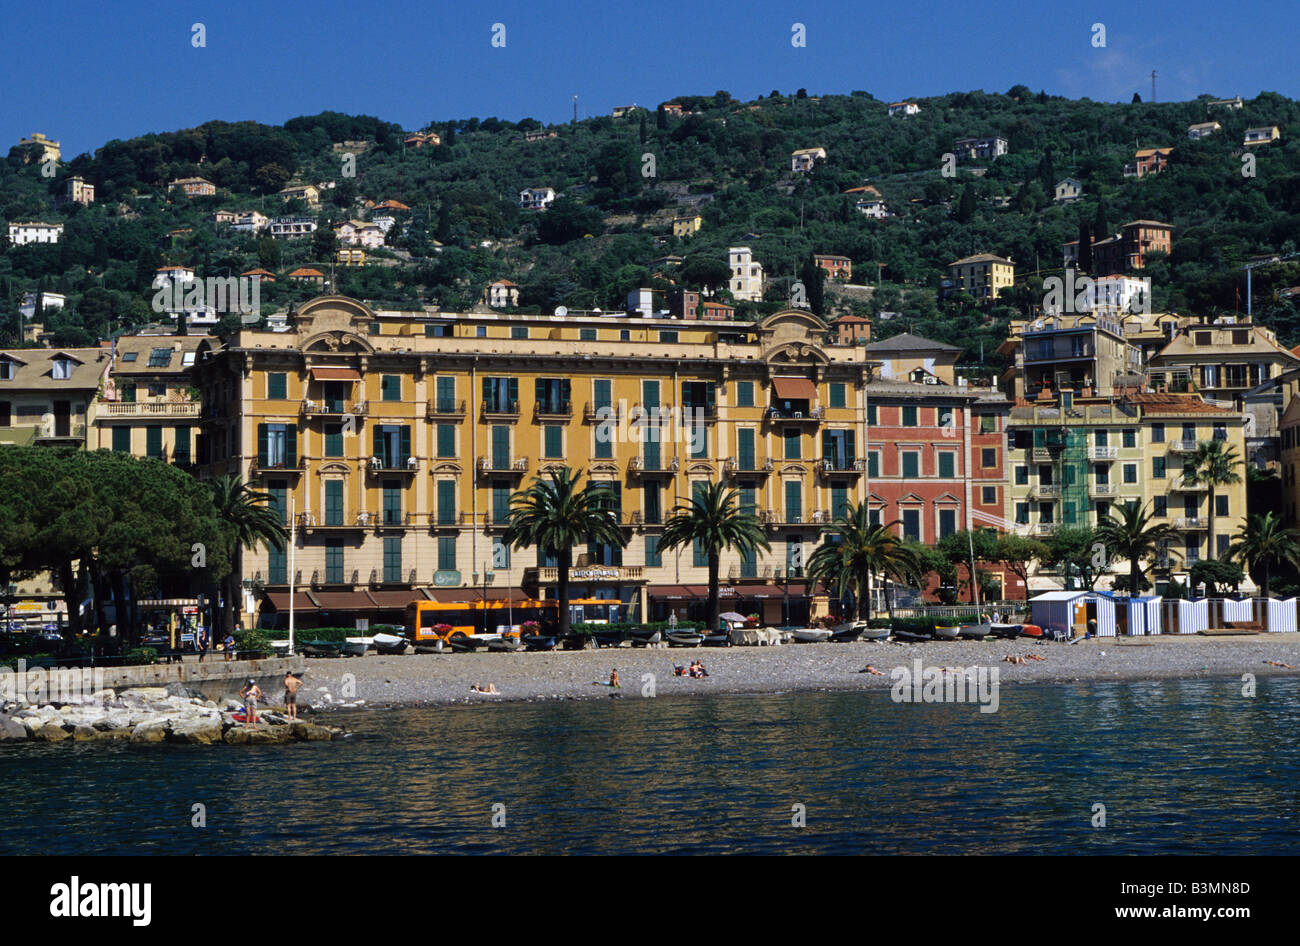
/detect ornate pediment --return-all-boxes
[316,462,351,475]
[430,461,463,475]
[587,461,620,477]
[302,330,373,354]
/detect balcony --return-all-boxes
[1175,517,1206,530]
[583,403,622,424]
[679,403,718,425]
[426,399,467,421]
[476,456,529,476]
[1030,484,1062,499]
[297,511,371,533]
[34,424,86,442]
[1168,439,1200,454]
[1089,483,1118,498]
[1170,475,1206,492]
[628,455,679,477]
[766,405,824,423]
[368,455,419,475]
[98,401,201,419]
[250,455,305,476]
[819,457,866,477]
[1087,446,1119,461]
[1030,447,1056,462]
[533,399,573,422]
[1031,522,1058,536]
[532,565,644,583]
[376,511,413,532]
[724,457,774,477]
[480,399,521,421]
[301,399,366,418]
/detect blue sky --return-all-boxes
[4,0,1297,158]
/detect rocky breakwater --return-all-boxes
[0,683,342,746]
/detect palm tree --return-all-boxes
[1094,501,1183,596]
[211,475,287,636]
[503,467,626,638]
[806,503,924,622]
[1185,440,1242,560]
[658,481,769,632]
[1227,512,1300,596]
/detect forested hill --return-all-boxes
[3,87,1299,367]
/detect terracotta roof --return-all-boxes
[864,332,960,353]
[288,267,325,277]
[949,253,1013,266]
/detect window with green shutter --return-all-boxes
[902,452,919,478]
[740,546,757,578]
[383,481,402,525]
[491,425,510,470]
[267,482,287,525]
[437,424,454,457]
[829,383,846,408]
[436,377,456,412]
[383,536,402,582]
[172,426,191,463]
[784,427,801,459]
[938,452,956,478]
[736,381,754,407]
[268,373,286,400]
[324,480,344,526]
[739,485,756,517]
[785,480,802,522]
[512,326,528,339]
[642,380,659,408]
[689,423,707,458]
[492,482,510,523]
[325,423,343,457]
[146,425,163,459]
[831,484,849,519]
[438,535,456,570]
[325,540,344,583]
[437,480,456,525]
[593,379,612,410]
[867,452,879,478]
[381,375,401,401]
[645,535,661,567]
[1123,428,1137,448]
[544,425,562,458]
[902,405,918,426]
[580,328,597,341]
[112,426,130,452]
[867,404,877,426]
[737,428,755,470]
[643,483,662,523]
[267,546,286,584]
[1153,456,1166,479]
[693,536,707,567]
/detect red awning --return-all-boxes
[771,377,817,400]
[263,592,319,612]
[647,585,697,600]
[311,591,375,611]
[310,367,361,381]
[432,588,525,603]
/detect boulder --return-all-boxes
[92,714,130,732]
[129,720,168,744]
[246,726,291,745]
[21,717,45,737]
[121,687,169,703]
[167,717,222,745]
[71,725,100,742]
[164,683,192,698]
[289,721,334,742]
[90,689,116,703]
[36,704,64,722]
[223,727,251,745]
[0,715,28,741]
[33,724,71,742]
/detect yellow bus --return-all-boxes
[405,598,623,642]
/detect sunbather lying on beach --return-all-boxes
[471,683,499,694]
[858,665,886,675]
[1264,660,1297,669]
[689,660,708,678]
[1004,654,1027,665]
[1024,653,1047,661]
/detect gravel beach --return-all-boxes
[296,633,1300,710]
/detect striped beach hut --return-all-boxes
[1222,598,1254,624]
[1266,598,1298,633]
[1029,590,1118,638]
[1174,599,1208,634]
[1124,595,1163,636]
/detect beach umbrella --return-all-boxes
[719,611,747,623]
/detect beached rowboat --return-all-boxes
[792,628,833,643]
[666,631,704,647]
[372,633,409,655]
[829,623,864,642]
[341,637,373,657]
[302,640,343,658]
[958,623,992,640]
[933,625,961,640]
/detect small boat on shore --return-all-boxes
[893,630,931,642]
[487,636,522,653]
[792,628,833,643]
[341,636,373,657]
[1019,624,1044,639]
[989,624,1022,640]
[414,642,444,655]
[373,633,409,655]
[860,625,891,641]
[561,634,589,650]
[829,623,864,642]
[702,632,731,647]
[448,635,487,653]
[594,630,626,648]
[302,640,343,658]
[958,623,992,640]
[933,625,961,640]
[522,635,557,651]
[666,631,704,647]
[628,630,661,647]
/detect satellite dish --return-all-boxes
[555,306,568,317]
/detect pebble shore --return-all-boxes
[296,633,1300,709]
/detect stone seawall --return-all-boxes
[1,656,307,704]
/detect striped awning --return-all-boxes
[137,598,200,607]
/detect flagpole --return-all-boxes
[288,495,296,656]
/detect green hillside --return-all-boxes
[3,87,1300,369]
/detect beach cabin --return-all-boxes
[1029,591,1163,637]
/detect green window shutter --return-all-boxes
[846,430,855,460]
[400,426,411,464]
[481,377,490,406]
[830,383,846,408]
[693,536,707,567]
[643,436,659,469]
[437,376,455,409]
[112,426,130,452]
[902,452,919,478]
[785,481,802,521]
[642,380,659,408]
[544,425,562,457]
[645,535,661,567]
[831,485,848,519]
[867,404,877,426]
[493,485,511,523]
[580,328,596,341]
[438,480,456,524]
[258,423,269,466]
[1153,456,1165,478]
[437,424,454,457]
[372,424,382,460]
[594,429,613,458]
[146,426,163,458]
[939,452,954,478]
[438,536,456,570]
[736,381,753,407]
[738,429,755,469]
[382,375,400,401]
[268,373,286,399]
[508,378,518,408]
[739,486,756,517]
[784,428,801,459]
[284,423,297,467]
[594,379,611,409]
[492,426,510,468]
[867,453,878,478]
[325,480,343,525]
[821,429,832,460]
[174,426,190,462]
[903,405,918,426]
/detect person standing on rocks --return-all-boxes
[239,679,262,728]
[283,672,303,720]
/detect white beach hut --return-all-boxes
[1029,590,1117,638]
[1175,599,1208,634]
[1266,598,1297,633]
[1222,598,1254,624]
[1124,595,1163,636]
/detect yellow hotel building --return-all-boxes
[194,295,892,628]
